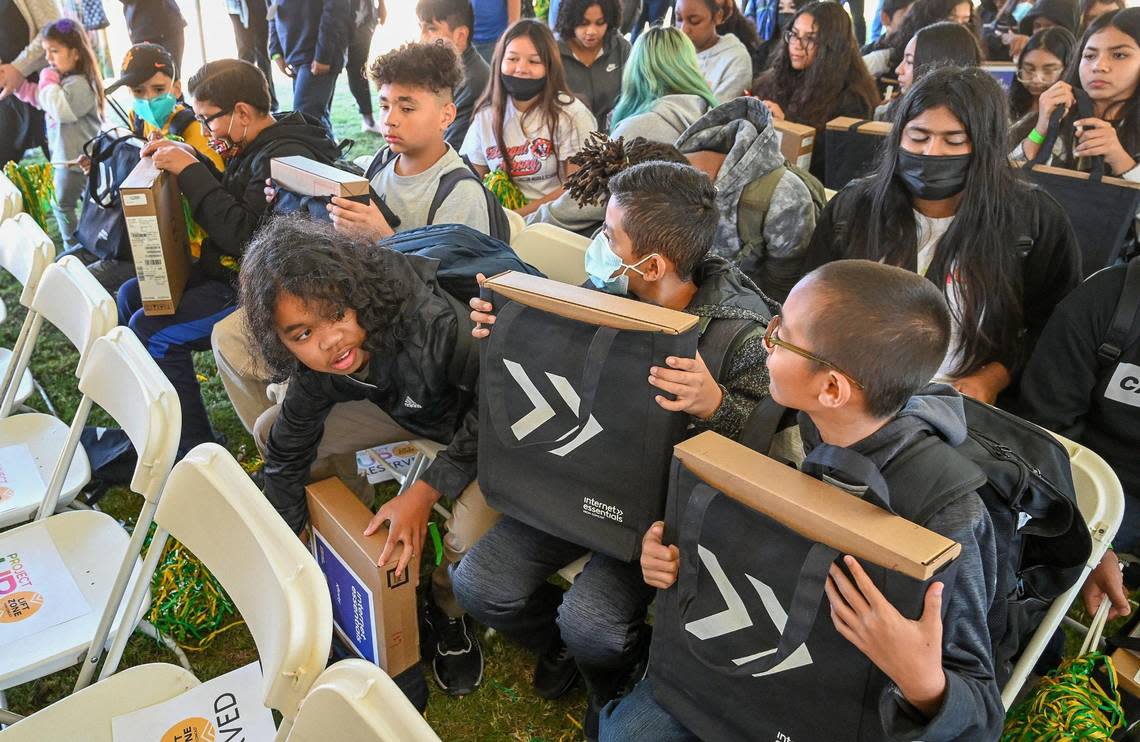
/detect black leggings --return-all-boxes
[346,21,377,116]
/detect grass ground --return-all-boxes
[2,73,587,741]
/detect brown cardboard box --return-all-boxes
[270,155,370,202]
[120,157,190,316]
[482,271,699,334]
[305,478,419,676]
[674,431,961,580]
[773,120,816,170]
[1113,648,1140,697]
[825,116,892,138]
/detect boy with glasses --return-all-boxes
[125,59,342,459]
[606,259,1003,741]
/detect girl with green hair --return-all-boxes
[608,25,720,138]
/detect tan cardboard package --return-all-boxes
[120,157,190,316]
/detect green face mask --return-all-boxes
[134,92,177,129]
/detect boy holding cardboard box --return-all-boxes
[459,161,778,738]
[603,260,1004,741]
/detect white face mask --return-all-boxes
[583,232,657,295]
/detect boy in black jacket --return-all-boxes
[606,260,1004,742]
[417,0,492,150]
[460,161,777,738]
[269,0,351,132]
[125,59,342,459]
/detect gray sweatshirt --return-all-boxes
[527,94,710,235]
[696,32,752,104]
[797,384,1004,742]
[36,73,102,164]
[675,97,817,297]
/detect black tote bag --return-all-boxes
[650,451,963,742]
[1024,93,1140,276]
[823,117,891,191]
[477,287,699,562]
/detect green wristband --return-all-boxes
[1027,127,1046,146]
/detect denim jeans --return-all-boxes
[451,515,653,695]
[599,677,699,742]
[291,64,339,133]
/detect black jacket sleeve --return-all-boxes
[316,0,350,67]
[802,188,848,272]
[177,157,274,259]
[419,390,479,502]
[263,371,346,533]
[1013,188,1082,372]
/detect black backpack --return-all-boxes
[365,147,512,242]
[738,392,1092,686]
[75,110,197,261]
[381,223,545,392]
[1096,255,1140,372]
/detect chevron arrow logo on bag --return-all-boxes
[685,545,814,678]
[503,359,603,457]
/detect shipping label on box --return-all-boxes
[305,478,418,676]
[120,157,190,316]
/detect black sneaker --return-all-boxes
[584,693,602,742]
[425,608,484,697]
[533,637,580,700]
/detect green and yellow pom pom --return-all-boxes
[534,0,551,21]
[1002,652,1125,741]
[146,537,244,651]
[3,161,55,232]
[483,168,528,211]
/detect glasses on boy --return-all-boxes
[762,315,866,390]
[195,109,231,132]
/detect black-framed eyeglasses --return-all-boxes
[763,315,866,390]
[783,28,818,49]
[195,109,231,130]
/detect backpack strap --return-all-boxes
[737,396,793,455]
[426,165,512,243]
[365,146,397,181]
[427,167,479,225]
[168,108,198,137]
[881,435,988,526]
[736,165,786,261]
[697,317,755,383]
[442,291,479,393]
[1098,256,1140,367]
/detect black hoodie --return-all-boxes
[1019,0,1079,34]
[177,111,342,282]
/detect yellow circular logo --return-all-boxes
[161,718,216,742]
[0,591,43,623]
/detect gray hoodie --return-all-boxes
[675,97,817,299]
[697,32,752,104]
[797,384,1004,742]
[526,94,710,235]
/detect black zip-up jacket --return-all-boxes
[804,179,1081,377]
[558,30,630,126]
[263,254,477,533]
[177,112,342,283]
[1019,263,1140,497]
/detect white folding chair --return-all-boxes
[1000,433,1125,709]
[0,256,118,528]
[510,223,589,285]
[0,171,21,222]
[505,208,526,242]
[98,442,333,738]
[0,328,179,695]
[286,659,440,742]
[0,214,55,415]
[0,664,199,740]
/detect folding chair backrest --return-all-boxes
[30,256,117,377]
[0,170,22,221]
[510,223,589,285]
[154,443,333,723]
[286,659,441,742]
[506,208,526,242]
[78,328,180,500]
[1058,434,1125,550]
[0,213,55,307]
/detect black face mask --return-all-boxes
[501,73,547,102]
[895,150,972,200]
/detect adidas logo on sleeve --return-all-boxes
[403,396,423,410]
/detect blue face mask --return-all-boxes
[134,93,177,129]
[583,232,657,295]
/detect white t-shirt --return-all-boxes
[460,93,597,201]
[370,145,492,234]
[914,210,965,381]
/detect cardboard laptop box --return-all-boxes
[773,119,816,171]
[119,157,190,316]
[673,430,961,580]
[270,155,370,204]
[305,477,418,676]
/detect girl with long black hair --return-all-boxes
[1008,26,1076,122]
[751,0,880,178]
[805,65,1081,404]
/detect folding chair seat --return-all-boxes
[1000,433,1125,708]
[0,215,55,415]
[0,327,179,693]
[286,659,441,742]
[0,171,21,222]
[0,256,118,528]
[510,223,589,285]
